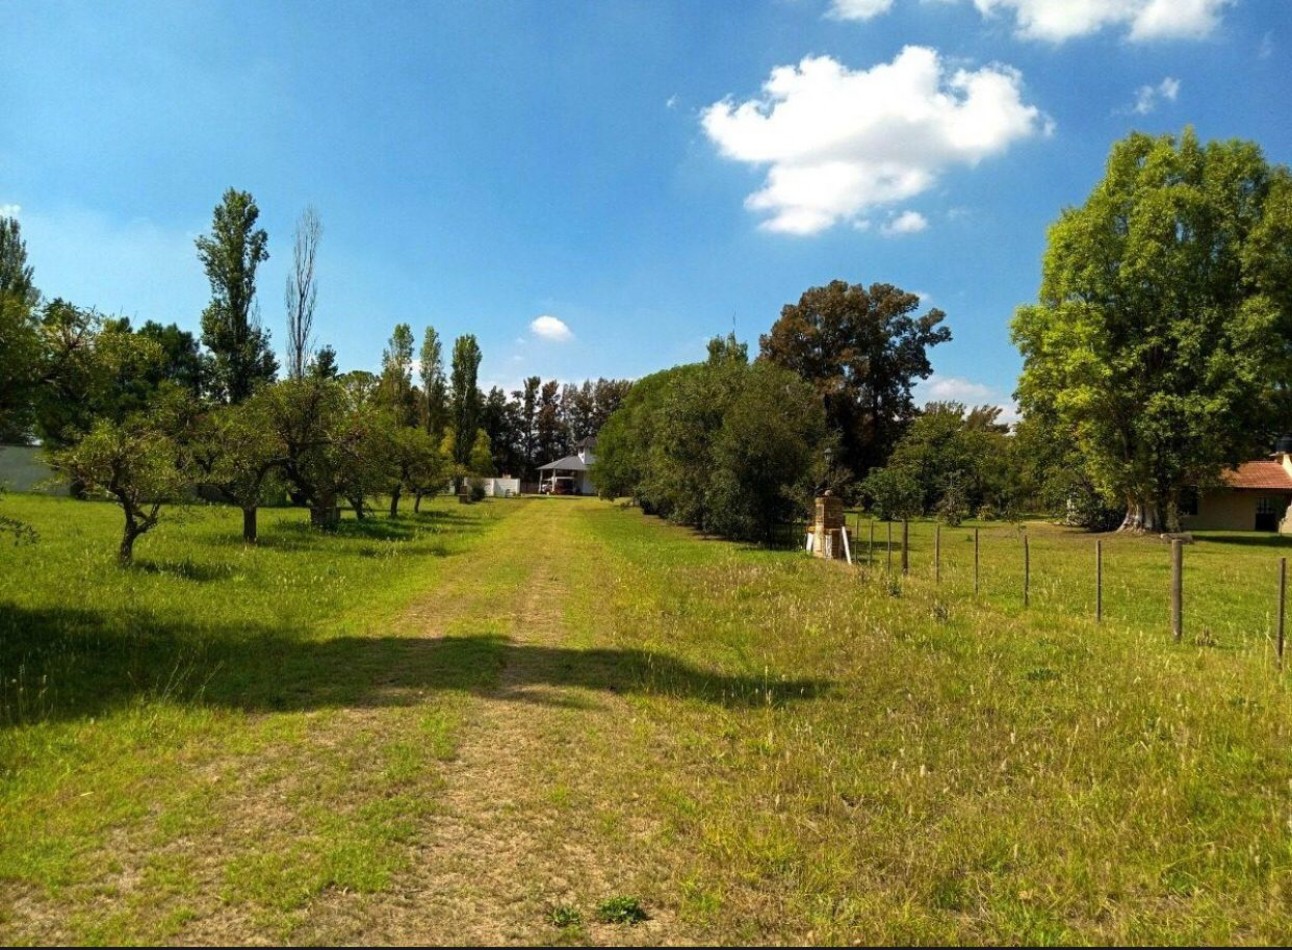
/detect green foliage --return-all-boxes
[418,326,448,440]
[1012,129,1292,532]
[196,188,277,403]
[449,335,483,469]
[594,341,827,543]
[886,402,1011,518]
[378,323,418,427]
[760,280,951,481]
[861,465,923,521]
[547,905,583,928]
[50,410,193,564]
[0,215,41,442]
[595,895,648,925]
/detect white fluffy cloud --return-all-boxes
[882,210,929,236]
[1130,76,1180,114]
[971,0,1230,43]
[827,0,895,21]
[0,204,20,219]
[702,46,1048,235]
[530,314,573,342]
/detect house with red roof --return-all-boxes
[1183,437,1292,532]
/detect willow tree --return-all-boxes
[1011,128,1292,532]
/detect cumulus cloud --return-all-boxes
[925,375,996,402]
[919,374,1020,422]
[971,0,1230,43]
[882,210,929,236]
[0,204,20,219]
[1129,76,1180,114]
[702,46,1048,235]
[828,0,895,21]
[530,314,574,342]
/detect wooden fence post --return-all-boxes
[1171,539,1183,642]
[887,520,893,572]
[1096,539,1103,623]
[1279,557,1286,669]
[935,523,941,583]
[901,520,909,575]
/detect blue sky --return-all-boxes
[3,0,1286,415]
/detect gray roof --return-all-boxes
[538,454,590,472]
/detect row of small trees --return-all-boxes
[0,189,633,562]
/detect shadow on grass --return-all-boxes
[0,604,829,728]
[199,507,491,553]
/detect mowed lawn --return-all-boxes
[3,494,1292,945]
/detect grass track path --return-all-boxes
[284,499,687,946]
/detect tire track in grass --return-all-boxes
[291,499,689,946]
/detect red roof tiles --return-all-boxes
[1221,460,1292,490]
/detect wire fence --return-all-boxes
[797,515,1292,663]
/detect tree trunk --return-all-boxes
[1119,497,1166,533]
[242,506,258,543]
[349,495,367,520]
[389,484,401,518]
[413,490,423,514]
[118,528,139,566]
[310,495,339,531]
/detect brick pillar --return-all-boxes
[813,492,845,559]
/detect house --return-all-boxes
[536,437,597,496]
[1183,438,1292,532]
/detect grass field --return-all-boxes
[3,494,1292,945]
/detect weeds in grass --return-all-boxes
[595,895,648,925]
[547,905,583,928]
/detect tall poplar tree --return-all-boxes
[196,188,277,403]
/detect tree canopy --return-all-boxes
[196,188,277,403]
[1011,128,1292,532]
[760,280,951,484]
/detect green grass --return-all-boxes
[0,494,510,943]
[4,495,1292,944]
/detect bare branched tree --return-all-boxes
[285,205,322,380]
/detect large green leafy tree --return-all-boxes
[594,337,828,543]
[1011,128,1292,532]
[196,188,277,403]
[760,280,951,484]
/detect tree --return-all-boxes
[192,398,282,543]
[535,379,564,464]
[760,280,951,482]
[51,410,192,565]
[0,216,42,442]
[593,337,828,542]
[884,402,1011,517]
[513,376,541,479]
[285,205,322,380]
[378,322,418,427]
[1011,129,1292,533]
[32,302,166,448]
[419,326,449,440]
[310,344,339,380]
[196,188,277,403]
[449,334,483,472]
[860,465,923,522]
